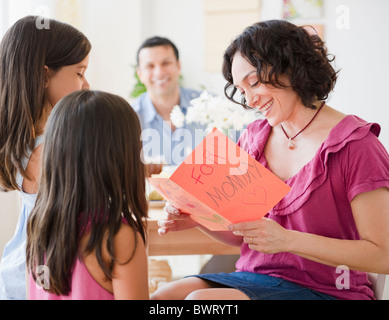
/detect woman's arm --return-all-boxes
[230,187,389,274]
[158,204,243,247]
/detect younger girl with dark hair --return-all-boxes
[27,90,149,300]
[0,15,91,300]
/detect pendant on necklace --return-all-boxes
[288,138,295,150]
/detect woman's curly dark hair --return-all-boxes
[222,20,339,109]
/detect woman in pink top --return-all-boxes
[152,20,389,300]
[27,91,149,300]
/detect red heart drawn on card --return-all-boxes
[241,186,267,206]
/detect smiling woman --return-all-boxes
[223,20,337,111]
[152,19,389,301]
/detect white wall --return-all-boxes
[140,0,209,91]
[0,192,21,257]
[79,0,143,99]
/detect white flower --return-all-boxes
[170,105,185,128]
[170,91,258,136]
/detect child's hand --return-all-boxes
[157,203,199,235]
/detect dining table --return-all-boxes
[147,206,240,256]
[146,201,241,294]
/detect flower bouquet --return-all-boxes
[170,91,258,138]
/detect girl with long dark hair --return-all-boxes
[27,90,149,299]
[0,16,91,299]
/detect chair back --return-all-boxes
[368,273,387,300]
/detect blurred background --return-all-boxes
[1,0,388,265]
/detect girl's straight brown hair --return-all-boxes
[0,16,91,191]
[26,90,148,295]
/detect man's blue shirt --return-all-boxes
[132,87,203,165]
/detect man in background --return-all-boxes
[133,36,202,165]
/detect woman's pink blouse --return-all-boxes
[236,115,389,300]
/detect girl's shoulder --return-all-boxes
[22,144,43,194]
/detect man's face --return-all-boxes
[137,45,181,98]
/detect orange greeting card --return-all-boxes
[148,128,291,231]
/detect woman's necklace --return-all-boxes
[280,101,325,150]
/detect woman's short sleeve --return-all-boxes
[344,131,389,202]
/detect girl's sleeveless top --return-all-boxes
[0,136,44,300]
[28,257,115,300]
